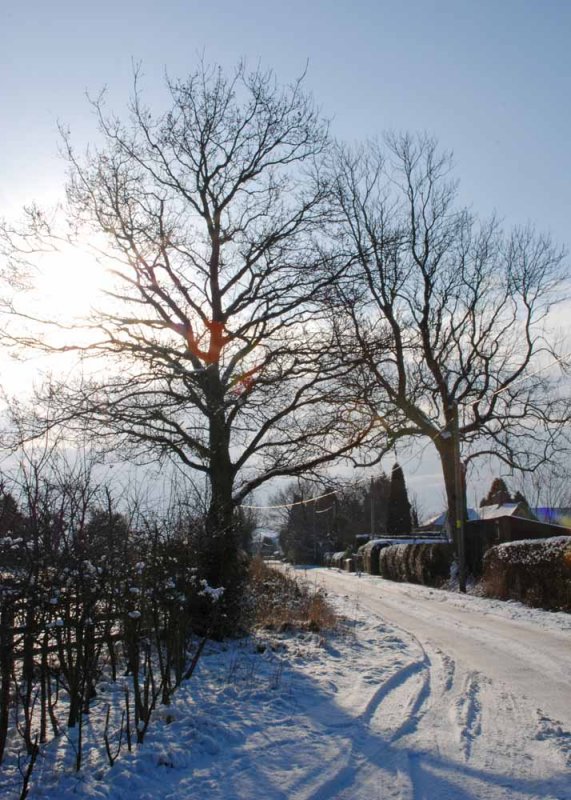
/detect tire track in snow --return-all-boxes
[298,595,439,799]
[367,659,431,744]
[363,658,428,727]
[298,660,426,800]
[535,710,571,768]
[290,568,571,800]
[301,627,439,800]
[452,672,483,760]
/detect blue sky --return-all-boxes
[2,0,570,512]
[2,0,570,246]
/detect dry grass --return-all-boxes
[245,557,337,632]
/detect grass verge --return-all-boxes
[244,558,337,632]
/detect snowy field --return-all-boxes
[3,568,570,799]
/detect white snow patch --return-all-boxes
[4,570,570,800]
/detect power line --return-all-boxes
[240,350,571,511]
[490,349,571,398]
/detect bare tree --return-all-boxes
[275,472,391,561]
[329,133,570,547]
[513,459,571,514]
[1,63,372,603]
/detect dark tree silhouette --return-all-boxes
[1,64,373,610]
[480,477,512,507]
[512,490,530,509]
[386,462,412,535]
[277,473,391,562]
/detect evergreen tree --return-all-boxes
[512,490,530,509]
[0,492,24,538]
[368,474,391,536]
[480,477,512,507]
[387,463,412,535]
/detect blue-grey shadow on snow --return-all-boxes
[211,565,571,800]
[202,638,571,800]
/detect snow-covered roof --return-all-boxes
[421,508,479,528]
[479,503,521,520]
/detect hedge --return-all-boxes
[482,536,571,611]
[379,542,454,587]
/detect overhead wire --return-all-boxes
[239,348,571,512]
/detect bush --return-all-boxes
[244,558,336,632]
[379,542,454,587]
[0,459,227,770]
[482,536,571,610]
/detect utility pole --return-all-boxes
[451,403,467,593]
[370,476,375,538]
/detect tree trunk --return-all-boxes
[435,437,466,551]
[201,367,243,634]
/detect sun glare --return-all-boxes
[33,243,109,324]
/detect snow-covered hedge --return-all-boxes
[482,536,571,610]
[330,551,349,569]
[379,542,454,587]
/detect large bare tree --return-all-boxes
[329,133,570,545]
[1,64,373,599]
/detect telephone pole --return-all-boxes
[451,403,467,593]
[370,476,375,537]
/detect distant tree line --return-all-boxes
[278,462,416,563]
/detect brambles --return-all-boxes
[245,558,336,632]
[0,458,221,783]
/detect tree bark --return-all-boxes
[201,367,241,632]
[435,436,467,551]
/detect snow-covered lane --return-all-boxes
[305,568,571,730]
[291,567,571,799]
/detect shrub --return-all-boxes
[482,536,571,610]
[379,542,454,587]
[0,459,223,771]
[244,558,336,632]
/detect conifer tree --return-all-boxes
[387,463,412,535]
[480,478,512,507]
[512,490,530,509]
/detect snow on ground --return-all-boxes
[4,568,570,800]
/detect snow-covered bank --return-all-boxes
[5,571,570,799]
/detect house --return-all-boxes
[418,503,568,576]
[464,514,570,576]
[419,508,479,532]
[420,503,534,532]
[479,502,536,521]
